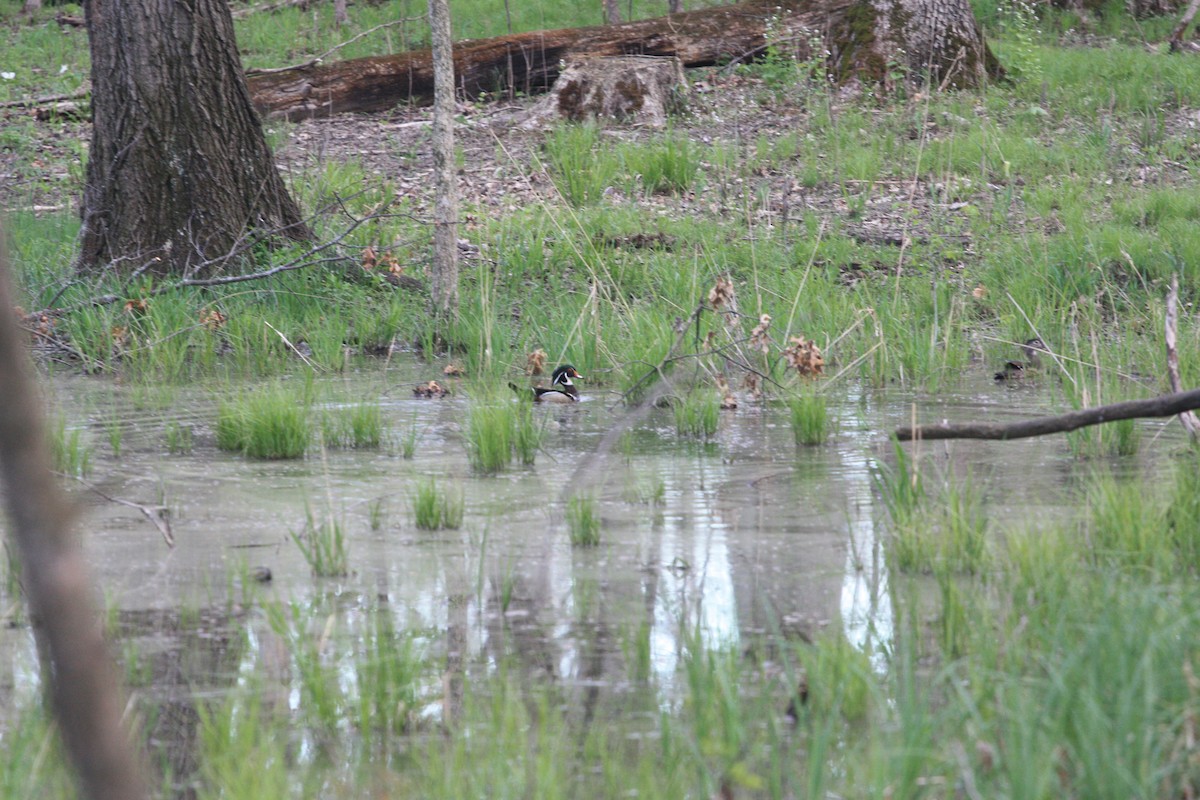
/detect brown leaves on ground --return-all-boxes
[525,348,547,375]
[708,274,734,310]
[413,380,450,398]
[783,336,824,376]
[123,298,148,315]
[443,363,465,377]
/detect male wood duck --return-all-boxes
[511,364,584,403]
[994,337,1048,382]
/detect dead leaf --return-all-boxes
[362,245,377,270]
[413,380,450,398]
[716,376,737,409]
[972,285,986,299]
[525,348,547,375]
[123,298,148,315]
[783,336,824,377]
[443,363,465,377]
[199,308,228,330]
[708,274,734,310]
[749,313,772,354]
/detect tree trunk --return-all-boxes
[80,0,311,276]
[604,0,622,24]
[248,0,1001,121]
[0,234,150,800]
[668,0,684,11]
[334,0,349,26]
[428,0,458,322]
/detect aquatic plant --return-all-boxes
[164,421,194,454]
[48,417,91,478]
[412,479,464,531]
[566,495,601,546]
[673,390,720,438]
[290,505,348,577]
[789,392,829,446]
[217,385,310,459]
[321,401,384,449]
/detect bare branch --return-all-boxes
[895,388,1200,442]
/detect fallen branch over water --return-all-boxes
[895,387,1200,442]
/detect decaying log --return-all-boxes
[895,387,1200,442]
[1166,274,1200,438]
[247,0,1002,121]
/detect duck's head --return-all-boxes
[552,364,583,388]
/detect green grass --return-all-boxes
[216,384,311,459]
[289,505,349,577]
[48,417,91,477]
[566,495,601,546]
[464,397,543,472]
[673,390,720,438]
[320,401,385,448]
[412,478,464,530]
[789,393,829,446]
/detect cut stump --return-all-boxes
[518,55,687,128]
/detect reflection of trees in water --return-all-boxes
[112,608,247,798]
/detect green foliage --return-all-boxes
[566,495,601,546]
[789,392,829,446]
[48,417,91,477]
[465,397,543,472]
[412,478,464,530]
[673,390,720,438]
[290,505,349,577]
[217,385,311,459]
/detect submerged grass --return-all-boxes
[566,495,601,546]
[290,505,349,577]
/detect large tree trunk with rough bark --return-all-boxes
[80,0,311,276]
[247,0,1001,121]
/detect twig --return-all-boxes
[264,320,322,370]
[65,475,174,548]
[895,387,1200,442]
[0,88,89,110]
[1166,273,1200,439]
[245,16,425,75]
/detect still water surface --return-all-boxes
[0,362,1184,720]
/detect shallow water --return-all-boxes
[0,361,1187,754]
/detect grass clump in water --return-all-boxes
[673,390,720,438]
[789,392,830,445]
[321,402,384,449]
[566,495,601,546]
[48,417,91,477]
[217,385,310,459]
[465,399,543,473]
[412,479,464,530]
[290,505,348,577]
[164,421,194,454]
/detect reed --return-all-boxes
[566,495,601,546]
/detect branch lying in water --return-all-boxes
[895,387,1200,442]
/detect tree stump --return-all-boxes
[518,56,688,128]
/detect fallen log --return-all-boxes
[895,388,1200,442]
[247,0,1001,121]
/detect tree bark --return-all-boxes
[80,0,311,276]
[428,0,458,321]
[247,0,1001,121]
[894,388,1200,442]
[604,0,622,25]
[0,233,150,799]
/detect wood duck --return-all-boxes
[994,338,1047,382]
[512,364,583,403]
